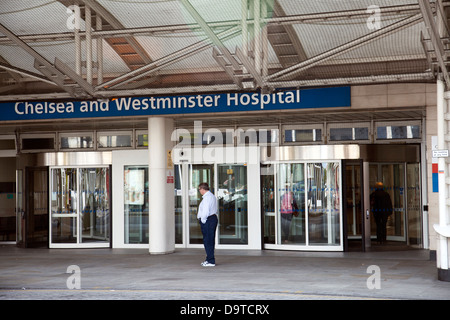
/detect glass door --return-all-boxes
[307,162,341,246]
[217,164,248,244]
[22,167,48,247]
[124,166,149,244]
[406,163,421,246]
[261,165,275,244]
[262,161,342,250]
[277,163,305,245]
[79,168,110,244]
[344,161,364,251]
[369,163,406,243]
[50,167,110,248]
[188,164,213,245]
[50,168,77,244]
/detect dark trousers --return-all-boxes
[281,213,293,241]
[200,214,218,264]
[374,213,388,243]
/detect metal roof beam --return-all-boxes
[179,0,241,72]
[267,13,424,81]
[418,0,450,87]
[0,71,433,102]
[0,4,432,44]
[96,26,241,90]
[0,23,79,97]
[0,61,58,86]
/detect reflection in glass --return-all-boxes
[51,168,77,243]
[50,167,110,245]
[124,167,148,244]
[329,127,369,141]
[217,165,248,244]
[175,165,183,244]
[407,163,421,246]
[284,129,322,142]
[98,133,132,148]
[376,125,420,140]
[60,135,93,149]
[80,168,110,243]
[262,166,275,244]
[345,165,362,238]
[189,165,213,244]
[307,163,340,245]
[137,133,148,147]
[381,164,405,239]
[277,163,305,244]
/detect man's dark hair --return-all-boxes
[198,183,209,191]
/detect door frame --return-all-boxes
[49,165,111,248]
[261,160,344,251]
[23,166,49,248]
[342,159,365,252]
[173,146,262,250]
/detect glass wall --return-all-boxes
[262,161,342,249]
[307,163,341,245]
[407,163,421,246]
[277,163,305,244]
[124,166,148,244]
[80,168,110,243]
[175,165,183,244]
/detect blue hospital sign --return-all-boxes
[0,87,350,121]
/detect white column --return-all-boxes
[148,117,175,254]
[436,80,449,277]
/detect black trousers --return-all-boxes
[199,214,218,264]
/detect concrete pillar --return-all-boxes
[436,79,450,281]
[148,117,175,254]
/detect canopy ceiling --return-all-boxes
[0,0,448,101]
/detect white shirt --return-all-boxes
[197,191,218,224]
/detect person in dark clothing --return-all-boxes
[370,182,393,244]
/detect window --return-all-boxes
[328,123,370,143]
[136,130,148,148]
[375,121,421,141]
[237,127,279,146]
[283,125,323,144]
[173,128,234,146]
[60,132,94,150]
[21,133,55,152]
[0,135,16,157]
[97,131,132,149]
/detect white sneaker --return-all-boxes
[201,261,215,267]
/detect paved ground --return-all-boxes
[0,244,449,303]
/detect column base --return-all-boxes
[149,249,175,255]
[438,268,450,282]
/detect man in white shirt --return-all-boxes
[197,183,218,267]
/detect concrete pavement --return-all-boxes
[0,244,449,301]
